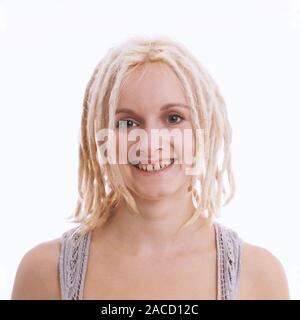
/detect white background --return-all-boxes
[0,0,299,299]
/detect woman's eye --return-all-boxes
[116,119,138,129]
[167,114,184,124]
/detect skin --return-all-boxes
[11,62,290,300]
[107,61,201,257]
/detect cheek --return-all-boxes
[115,133,130,164]
[115,136,135,177]
[177,130,196,166]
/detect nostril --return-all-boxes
[129,159,139,165]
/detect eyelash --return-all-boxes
[116,113,185,128]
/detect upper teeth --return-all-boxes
[135,159,173,172]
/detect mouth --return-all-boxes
[130,158,175,175]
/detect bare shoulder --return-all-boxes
[11,237,61,300]
[238,242,290,300]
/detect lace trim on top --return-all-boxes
[59,227,91,300]
[59,222,243,300]
[215,222,243,300]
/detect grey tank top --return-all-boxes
[59,221,243,300]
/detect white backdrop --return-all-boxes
[0,0,299,299]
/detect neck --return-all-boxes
[97,186,211,258]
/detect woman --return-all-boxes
[11,36,290,300]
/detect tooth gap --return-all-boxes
[133,160,174,171]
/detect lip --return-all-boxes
[132,158,175,165]
[130,159,175,177]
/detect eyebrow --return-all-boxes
[116,103,189,115]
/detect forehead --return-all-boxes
[118,62,187,111]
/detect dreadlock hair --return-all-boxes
[67,35,235,236]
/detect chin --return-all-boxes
[131,183,182,200]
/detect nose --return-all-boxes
[137,125,162,163]
[136,120,175,163]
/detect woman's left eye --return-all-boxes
[167,113,184,124]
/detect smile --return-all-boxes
[130,159,175,175]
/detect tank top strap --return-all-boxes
[59,226,92,300]
[59,222,242,300]
[214,222,243,300]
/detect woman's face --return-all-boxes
[114,62,195,200]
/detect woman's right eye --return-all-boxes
[116,119,138,129]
